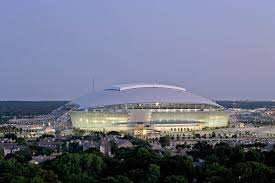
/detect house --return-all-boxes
[116,139,133,148]
[30,155,56,164]
[38,137,63,150]
[99,138,112,156]
[2,145,24,156]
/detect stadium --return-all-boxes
[69,83,229,136]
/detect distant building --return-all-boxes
[29,155,56,164]
[82,141,97,151]
[1,144,24,156]
[116,139,133,148]
[38,137,63,150]
[9,115,54,125]
[99,138,112,156]
[44,126,55,134]
[59,129,74,137]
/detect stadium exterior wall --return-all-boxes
[69,83,229,136]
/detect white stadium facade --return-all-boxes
[69,83,229,137]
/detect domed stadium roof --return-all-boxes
[71,83,221,109]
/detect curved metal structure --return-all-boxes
[107,83,187,91]
[71,83,221,110]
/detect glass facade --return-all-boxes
[151,111,228,127]
[70,111,129,130]
[84,103,220,110]
[70,102,229,135]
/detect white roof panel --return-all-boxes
[71,83,221,109]
[107,83,186,92]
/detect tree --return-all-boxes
[39,134,55,139]
[245,149,265,163]
[16,137,26,145]
[73,128,85,136]
[51,153,104,180]
[195,134,201,139]
[107,131,121,136]
[159,136,170,147]
[211,132,216,138]
[65,173,96,183]
[192,141,213,159]
[234,162,274,183]
[128,169,144,182]
[147,164,160,183]
[101,176,132,183]
[4,133,17,140]
[29,145,54,156]
[37,169,59,183]
[131,138,151,147]
[158,156,193,179]
[13,176,26,183]
[115,176,132,183]
[11,149,32,163]
[203,163,235,183]
[31,176,45,183]
[163,175,187,183]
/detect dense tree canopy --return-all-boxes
[0,101,68,117]
[0,140,274,183]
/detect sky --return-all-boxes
[0,1,275,101]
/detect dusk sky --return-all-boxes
[0,1,275,101]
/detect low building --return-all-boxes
[30,155,57,164]
[9,115,54,125]
[38,137,63,150]
[99,138,112,156]
[1,144,25,156]
[116,139,133,148]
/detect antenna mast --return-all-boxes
[92,75,95,93]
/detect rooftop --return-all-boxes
[106,83,186,92]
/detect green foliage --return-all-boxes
[10,149,32,163]
[50,153,105,179]
[29,145,54,156]
[176,143,191,149]
[131,138,151,147]
[73,128,86,136]
[217,101,275,109]
[192,141,213,160]
[0,138,274,183]
[159,155,193,179]
[0,116,8,124]
[203,163,235,183]
[16,137,26,145]
[234,161,274,183]
[39,134,55,140]
[107,131,121,136]
[159,136,170,147]
[245,149,265,163]
[64,173,96,183]
[241,142,267,148]
[0,101,68,117]
[31,176,45,183]
[0,126,20,134]
[147,164,160,183]
[163,175,187,183]
[101,175,132,183]
[4,133,17,140]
